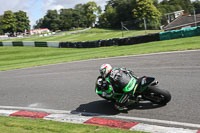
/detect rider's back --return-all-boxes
[108,67,132,93]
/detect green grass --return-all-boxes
[0,116,145,133]
[1,28,161,42]
[0,36,200,71]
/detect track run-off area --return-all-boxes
[0,49,200,130]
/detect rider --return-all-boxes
[96,64,137,111]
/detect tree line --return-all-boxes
[98,0,200,29]
[0,10,30,35]
[34,2,101,31]
[35,0,200,31]
[1,0,200,35]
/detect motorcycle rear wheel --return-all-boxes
[143,86,171,105]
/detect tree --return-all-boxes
[179,0,193,13]
[82,1,101,27]
[74,2,101,28]
[34,2,101,31]
[193,0,200,14]
[159,0,193,14]
[98,0,136,28]
[74,4,88,27]
[98,5,117,28]
[152,0,159,7]
[2,10,17,34]
[34,18,44,29]
[42,10,60,31]
[59,8,74,30]
[132,0,161,29]
[0,15,3,34]
[14,10,30,33]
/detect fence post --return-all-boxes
[121,22,124,37]
[194,8,197,27]
[144,18,147,34]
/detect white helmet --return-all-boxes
[99,64,112,78]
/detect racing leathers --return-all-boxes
[95,67,137,110]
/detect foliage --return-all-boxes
[158,0,193,15]
[98,5,117,28]
[82,1,102,27]
[98,0,137,28]
[42,10,60,31]
[132,0,161,29]
[0,15,4,35]
[59,8,76,30]
[34,18,44,29]
[0,0,199,34]
[1,10,16,34]
[193,0,200,14]
[1,10,30,35]
[34,1,101,31]
[14,10,30,32]
[98,0,161,29]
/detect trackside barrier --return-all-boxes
[160,26,200,40]
[0,33,160,48]
[35,42,48,47]
[0,41,60,48]
[59,33,160,48]
[47,42,60,48]
[23,42,35,47]
[13,41,23,46]
[2,41,13,46]
[0,27,199,48]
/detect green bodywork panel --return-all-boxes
[96,77,138,100]
[123,77,137,92]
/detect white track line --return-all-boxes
[72,111,200,129]
[110,115,200,129]
[130,123,198,133]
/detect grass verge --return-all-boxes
[1,28,161,42]
[0,116,145,133]
[0,36,200,71]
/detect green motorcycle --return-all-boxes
[95,73,171,107]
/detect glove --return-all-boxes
[96,78,108,89]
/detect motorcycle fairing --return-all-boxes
[137,76,155,93]
[123,77,137,92]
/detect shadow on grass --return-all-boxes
[71,100,166,116]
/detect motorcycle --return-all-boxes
[95,72,171,108]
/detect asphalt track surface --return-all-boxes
[0,50,200,129]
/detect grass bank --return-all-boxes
[1,28,161,42]
[0,36,200,71]
[0,116,144,133]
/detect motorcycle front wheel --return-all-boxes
[143,86,171,105]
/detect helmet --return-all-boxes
[99,64,112,78]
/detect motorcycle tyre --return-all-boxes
[143,86,171,105]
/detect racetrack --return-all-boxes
[0,50,200,129]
